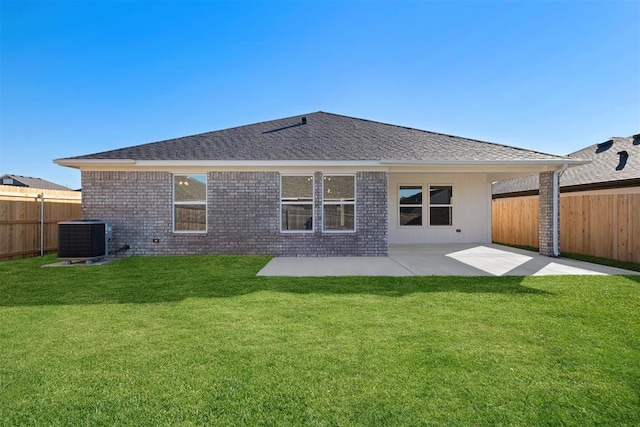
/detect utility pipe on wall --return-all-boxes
[552,164,568,257]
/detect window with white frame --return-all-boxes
[281,175,314,232]
[323,175,355,232]
[399,185,423,226]
[173,175,207,232]
[429,185,453,226]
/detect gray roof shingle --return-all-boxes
[59,111,572,163]
[492,135,640,195]
[1,174,74,191]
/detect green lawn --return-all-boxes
[493,242,640,273]
[1,255,639,426]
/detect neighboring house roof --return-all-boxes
[55,111,578,165]
[492,135,640,197]
[174,175,206,201]
[0,174,74,191]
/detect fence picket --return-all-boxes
[0,185,81,260]
[492,193,639,264]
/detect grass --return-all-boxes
[1,255,639,426]
[561,252,640,272]
[494,242,640,272]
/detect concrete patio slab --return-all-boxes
[444,246,533,276]
[257,244,639,277]
[257,256,413,277]
[532,262,606,276]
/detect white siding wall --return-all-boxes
[388,173,491,244]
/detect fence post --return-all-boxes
[40,193,45,257]
[0,185,82,260]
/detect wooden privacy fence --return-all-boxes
[492,196,539,249]
[0,185,82,260]
[492,193,640,264]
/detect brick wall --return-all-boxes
[538,171,556,256]
[82,170,388,256]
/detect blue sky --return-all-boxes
[1,0,638,189]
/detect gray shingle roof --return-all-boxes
[1,174,74,191]
[492,135,640,195]
[59,111,571,163]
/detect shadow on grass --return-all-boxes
[0,255,555,307]
[624,275,640,284]
[494,241,640,273]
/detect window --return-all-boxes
[399,185,422,226]
[323,175,355,232]
[173,175,207,232]
[429,185,453,226]
[281,175,314,232]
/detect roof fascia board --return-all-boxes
[380,159,588,166]
[388,165,566,174]
[55,158,588,169]
[60,165,568,177]
[136,160,383,167]
[53,159,383,168]
[53,159,136,168]
[53,164,387,174]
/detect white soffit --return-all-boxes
[54,158,587,173]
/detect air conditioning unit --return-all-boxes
[58,220,112,262]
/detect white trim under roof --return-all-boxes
[54,159,136,167]
[54,158,588,170]
[379,159,588,166]
[53,159,381,168]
